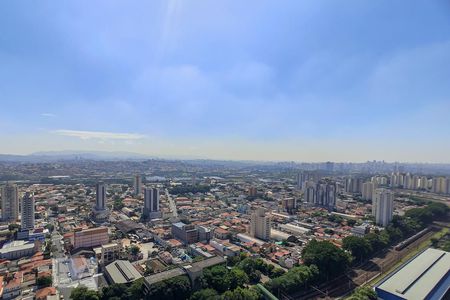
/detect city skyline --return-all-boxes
[1,1,450,162]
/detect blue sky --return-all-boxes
[1,1,450,162]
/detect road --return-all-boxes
[51,231,65,258]
[166,188,178,218]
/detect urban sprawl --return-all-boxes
[0,159,449,300]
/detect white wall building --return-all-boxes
[373,188,394,227]
[250,208,271,240]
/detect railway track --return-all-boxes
[284,228,438,299]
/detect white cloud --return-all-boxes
[52,129,146,140]
[41,113,56,117]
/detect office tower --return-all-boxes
[143,188,160,219]
[362,182,375,201]
[373,189,394,227]
[133,175,142,196]
[21,192,35,230]
[1,183,19,222]
[250,208,271,240]
[95,183,106,211]
[304,181,316,204]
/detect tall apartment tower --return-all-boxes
[250,208,271,240]
[95,183,106,211]
[134,175,142,196]
[304,181,316,204]
[21,192,35,230]
[143,188,160,219]
[362,182,376,201]
[315,183,336,208]
[1,183,19,222]
[373,189,394,227]
[420,176,428,190]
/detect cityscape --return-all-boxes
[0,159,448,299]
[1,1,450,300]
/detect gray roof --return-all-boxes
[144,256,225,287]
[105,260,142,284]
[144,268,186,285]
[376,248,450,300]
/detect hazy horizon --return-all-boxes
[1,1,450,162]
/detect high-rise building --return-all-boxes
[362,182,375,201]
[431,177,447,194]
[95,183,106,211]
[446,178,450,195]
[250,208,271,240]
[404,173,412,189]
[390,173,398,188]
[143,188,160,219]
[315,183,336,208]
[133,175,142,196]
[420,176,428,190]
[373,189,394,227]
[1,183,19,222]
[345,177,363,193]
[281,197,297,213]
[21,192,35,230]
[304,181,316,204]
[412,175,420,190]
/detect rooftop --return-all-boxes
[376,248,450,300]
[105,260,142,284]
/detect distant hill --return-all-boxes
[0,151,155,162]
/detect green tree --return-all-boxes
[225,268,249,290]
[222,287,260,300]
[426,202,449,219]
[347,286,377,300]
[343,236,372,262]
[405,208,432,225]
[302,240,351,280]
[70,286,100,300]
[189,289,219,300]
[128,278,145,299]
[265,265,318,294]
[365,232,389,252]
[101,283,129,300]
[128,244,140,256]
[202,265,229,293]
[145,275,191,300]
[45,224,55,232]
[37,275,52,288]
